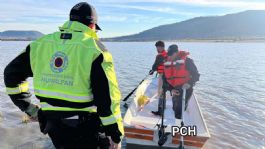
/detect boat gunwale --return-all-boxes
[193,91,211,138]
[123,77,211,148]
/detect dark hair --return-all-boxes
[155,41,165,47]
[167,44,179,56]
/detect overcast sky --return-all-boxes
[1,0,265,38]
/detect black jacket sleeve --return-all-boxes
[91,53,122,143]
[185,58,200,86]
[4,45,33,111]
[91,54,112,117]
[152,55,165,71]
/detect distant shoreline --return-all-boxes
[101,38,265,43]
[1,38,265,43]
[0,39,34,41]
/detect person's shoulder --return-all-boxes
[92,40,112,61]
[94,40,108,52]
[31,32,57,45]
[185,57,195,64]
[156,54,165,59]
[186,57,193,61]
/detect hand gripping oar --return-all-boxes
[178,87,187,149]
[123,74,149,108]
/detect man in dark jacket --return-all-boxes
[152,44,200,119]
[149,41,167,101]
[149,41,167,75]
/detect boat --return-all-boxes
[123,77,210,149]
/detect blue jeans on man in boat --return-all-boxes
[158,88,193,119]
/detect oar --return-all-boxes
[178,87,187,149]
[123,74,149,108]
[158,89,168,146]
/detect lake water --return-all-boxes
[0,41,264,149]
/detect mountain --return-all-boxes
[0,30,44,41]
[104,10,265,41]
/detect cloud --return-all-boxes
[97,0,265,9]
[1,0,264,37]
[99,4,204,17]
[0,22,60,34]
[173,0,265,9]
[100,15,128,22]
[0,0,68,24]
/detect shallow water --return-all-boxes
[0,41,265,149]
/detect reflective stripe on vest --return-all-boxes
[6,81,29,95]
[164,60,185,66]
[100,113,122,126]
[34,89,93,103]
[40,102,97,112]
[167,76,190,80]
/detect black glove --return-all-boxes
[37,109,47,134]
[104,123,122,143]
[98,133,111,149]
[149,70,154,75]
[9,92,32,112]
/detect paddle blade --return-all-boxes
[137,95,149,107]
[123,103,128,108]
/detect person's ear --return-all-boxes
[88,23,96,30]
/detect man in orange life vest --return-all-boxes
[149,41,167,98]
[152,44,200,119]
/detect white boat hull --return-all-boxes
[123,77,210,148]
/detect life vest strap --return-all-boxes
[167,76,190,80]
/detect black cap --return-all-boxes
[70,2,101,30]
[167,44,179,56]
[155,40,165,47]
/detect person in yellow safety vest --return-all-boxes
[4,2,123,149]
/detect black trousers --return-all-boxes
[40,114,109,149]
[158,88,193,119]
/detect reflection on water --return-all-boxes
[0,41,265,149]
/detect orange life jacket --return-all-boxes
[164,51,191,87]
[157,50,167,73]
